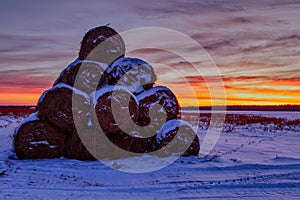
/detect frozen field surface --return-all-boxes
[0,112,300,199]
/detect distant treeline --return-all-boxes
[0,106,36,116]
[1,105,300,112]
[0,105,36,109]
[182,105,300,112]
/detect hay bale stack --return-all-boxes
[154,120,200,157]
[98,57,157,95]
[136,86,179,130]
[37,83,90,131]
[53,59,107,93]
[14,25,201,161]
[93,85,139,134]
[79,26,125,65]
[14,112,67,159]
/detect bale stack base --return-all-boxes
[14,113,67,159]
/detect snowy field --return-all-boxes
[1,112,300,199]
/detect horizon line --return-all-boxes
[1,104,300,108]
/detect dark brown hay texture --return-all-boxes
[64,124,153,160]
[94,85,139,134]
[154,120,200,157]
[37,83,90,131]
[136,86,180,130]
[108,130,155,154]
[78,26,125,64]
[60,118,121,160]
[64,128,96,161]
[53,60,106,93]
[14,113,66,159]
[182,136,200,157]
[98,57,156,95]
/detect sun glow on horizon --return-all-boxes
[1,74,299,106]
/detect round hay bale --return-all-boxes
[154,120,200,157]
[98,57,157,95]
[108,130,155,154]
[37,83,90,131]
[93,85,139,134]
[136,86,179,130]
[14,112,67,159]
[64,119,118,160]
[53,59,107,93]
[78,26,125,64]
[182,135,200,157]
[64,129,96,161]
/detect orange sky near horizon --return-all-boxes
[1,74,299,106]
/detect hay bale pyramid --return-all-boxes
[14,26,200,160]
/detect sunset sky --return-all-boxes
[0,0,299,106]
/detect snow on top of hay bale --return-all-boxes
[37,83,90,131]
[79,26,125,64]
[14,118,67,159]
[54,59,107,80]
[93,85,139,134]
[136,86,170,101]
[155,119,200,157]
[156,119,194,142]
[53,59,108,93]
[98,57,156,94]
[92,85,138,107]
[136,86,179,127]
[15,112,39,133]
[38,83,89,105]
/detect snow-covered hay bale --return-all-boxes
[98,57,157,95]
[93,85,139,134]
[14,112,67,159]
[53,59,106,93]
[37,83,90,131]
[155,120,200,157]
[136,86,179,129]
[78,26,125,65]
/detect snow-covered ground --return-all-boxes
[182,110,300,120]
[1,112,300,199]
